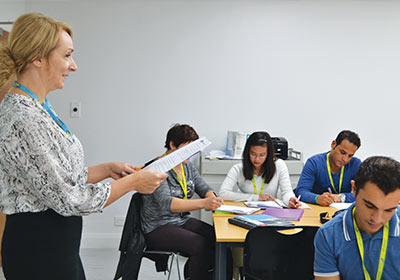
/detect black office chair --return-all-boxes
[242,225,319,280]
[114,192,182,280]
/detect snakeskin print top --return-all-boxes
[0,94,111,216]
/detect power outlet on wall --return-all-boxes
[114,216,125,227]
[70,102,81,118]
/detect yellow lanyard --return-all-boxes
[172,164,187,199]
[326,152,344,194]
[352,207,389,280]
[252,177,265,195]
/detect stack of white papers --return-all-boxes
[245,199,311,209]
[215,205,261,215]
[245,201,282,209]
[144,137,211,173]
[205,150,235,160]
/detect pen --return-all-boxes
[275,199,286,208]
[136,157,158,171]
[213,191,218,197]
[328,187,332,194]
[292,195,301,207]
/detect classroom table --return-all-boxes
[213,201,339,280]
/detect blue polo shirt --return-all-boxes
[296,152,361,204]
[314,203,400,279]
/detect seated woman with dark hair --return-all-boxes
[141,124,226,280]
[220,131,301,279]
[220,131,300,208]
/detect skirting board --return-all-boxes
[81,233,121,249]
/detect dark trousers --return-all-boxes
[145,218,232,280]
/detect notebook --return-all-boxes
[228,214,295,230]
[244,200,283,209]
[245,199,311,209]
[262,208,304,221]
[215,205,261,215]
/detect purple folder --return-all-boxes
[262,208,304,221]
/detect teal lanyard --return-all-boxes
[14,82,72,138]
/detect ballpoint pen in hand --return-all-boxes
[136,157,159,171]
[293,195,301,207]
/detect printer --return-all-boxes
[271,137,288,160]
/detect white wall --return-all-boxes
[3,0,400,247]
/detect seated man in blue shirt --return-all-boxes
[296,130,361,205]
[314,156,400,280]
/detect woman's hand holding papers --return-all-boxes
[109,162,137,179]
[130,170,168,194]
[105,169,167,207]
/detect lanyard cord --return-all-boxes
[172,164,187,199]
[13,82,72,138]
[326,152,344,194]
[252,176,265,195]
[352,207,389,280]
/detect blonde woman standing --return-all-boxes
[0,13,167,280]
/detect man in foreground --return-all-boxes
[314,156,400,279]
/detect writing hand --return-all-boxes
[288,197,301,208]
[203,196,224,210]
[317,193,335,206]
[258,194,275,201]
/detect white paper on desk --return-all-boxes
[144,137,211,173]
[330,202,352,210]
[216,205,261,215]
[276,198,311,209]
[246,199,311,209]
[245,201,282,208]
[298,202,311,209]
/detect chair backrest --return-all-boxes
[243,226,319,280]
[114,192,145,280]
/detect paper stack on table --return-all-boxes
[245,199,311,209]
[215,205,261,215]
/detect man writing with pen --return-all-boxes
[296,130,362,206]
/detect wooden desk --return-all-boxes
[213,201,338,280]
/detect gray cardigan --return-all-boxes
[141,161,212,234]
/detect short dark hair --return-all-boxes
[354,156,400,196]
[335,130,361,148]
[242,131,276,183]
[164,124,199,150]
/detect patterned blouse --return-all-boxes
[0,94,111,216]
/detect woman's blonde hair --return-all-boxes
[0,13,72,89]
